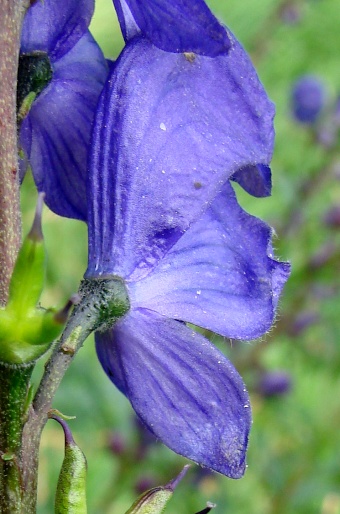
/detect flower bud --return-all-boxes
[258,371,292,397]
[125,466,189,514]
[0,195,72,364]
[291,76,326,124]
[52,415,88,514]
[7,192,45,314]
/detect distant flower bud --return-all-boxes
[135,476,157,496]
[323,206,340,228]
[288,310,319,336]
[291,76,326,124]
[107,432,127,456]
[280,4,301,24]
[309,242,337,269]
[258,371,292,397]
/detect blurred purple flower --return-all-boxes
[324,205,340,228]
[258,371,292,397]
[288,310,319,336]
[18,0,108,220]
[291,75,326,124]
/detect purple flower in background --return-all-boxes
[291,75,326,124]
[258,371,292,397]
[18,0,108,220]
[83,0,290,478]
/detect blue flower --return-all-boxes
[18,0,108,220]
[83,1,290,477]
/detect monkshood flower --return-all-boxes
[83,1,290,477]
[18,0,108,220]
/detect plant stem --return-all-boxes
[0,363,34,513]
[0,0,29,306]
[20,277,129,511]
[0,0,32,512]
[20,310,95,511]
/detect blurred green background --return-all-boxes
[20,0,340,512]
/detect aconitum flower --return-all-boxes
[18,0,108,220]
[87,184,289,478]
[84,1,290,477]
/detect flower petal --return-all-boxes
[96,309,251,478]
[113,0,231,56]
[21,0,94,60]
[231,164,272,198]
[86,36,274,280]
[19,31,108,220]
[130,182,290,340]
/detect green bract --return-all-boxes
[54,435,87,514]
[52,416,87,514]
[0,195,67,364]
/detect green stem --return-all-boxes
[20,277,129,512]
[0,363,33,513]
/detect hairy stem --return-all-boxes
[0,0,29,306]
[20,307,96,511]
[20,277,129,511]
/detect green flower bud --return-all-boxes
[52,416,88,514]
[7,193,45,316]
[0,195,73,364]
[125,466,190,514]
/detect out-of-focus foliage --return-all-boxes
[20,0,340,512]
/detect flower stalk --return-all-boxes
[20,277,129,512]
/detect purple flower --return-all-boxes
[18,0,108,220]
[83,1,290,478]
[112,0,231,56]
[291,75,326,124]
